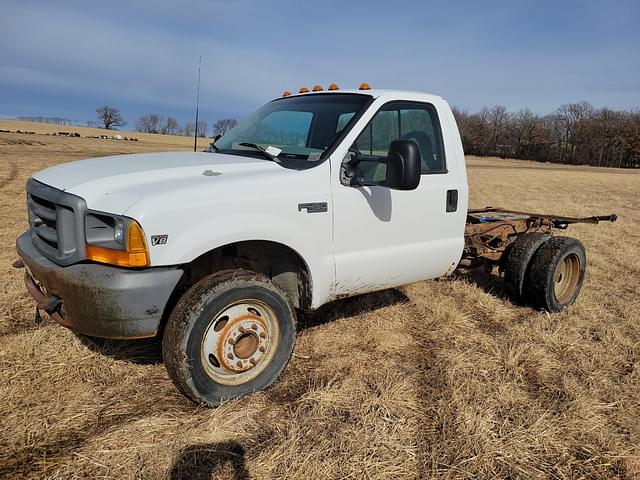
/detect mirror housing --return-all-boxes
[384,139,421,190]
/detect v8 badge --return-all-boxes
[151,234,168,246]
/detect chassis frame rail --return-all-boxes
[463,207,617,262]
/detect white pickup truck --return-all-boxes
[15,85,616,405]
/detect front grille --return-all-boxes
[26,179,87,265]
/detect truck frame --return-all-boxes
[463,207,617,263]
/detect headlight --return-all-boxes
[113,219,126,245]
[85,212,149,267]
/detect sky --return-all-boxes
[1,0,639,128]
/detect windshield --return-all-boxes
[214,93,371,161]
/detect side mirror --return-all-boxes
[384,139,421,190]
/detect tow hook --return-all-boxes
[42,296,62,314]
[12,259,25,269]
[34,297,62,326]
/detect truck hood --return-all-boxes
[33,151,284,214]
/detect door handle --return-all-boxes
[446,189,458,213]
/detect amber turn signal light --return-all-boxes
[86,221,149,267]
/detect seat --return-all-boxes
[402,130,437,171]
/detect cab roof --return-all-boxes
[275,88,444,103]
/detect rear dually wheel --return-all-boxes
[525,236,586,312]
[502,232,551,302]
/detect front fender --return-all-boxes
[143,212,334,309]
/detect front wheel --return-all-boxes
[163,269,296,406]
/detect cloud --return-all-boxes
[1,0,638,122]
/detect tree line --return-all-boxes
[94,105,237,138]
[452,102,640,168]
[93,103,639,168]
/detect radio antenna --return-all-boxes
[193,55,202,152]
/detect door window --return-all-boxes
[353,102,446,180]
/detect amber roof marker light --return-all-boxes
[298,86,310,93]
[312,85,323,91]
[282,90,292,97]
[359,82,371,90]
[328,83,339,91]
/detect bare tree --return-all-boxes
[96,105,126,130]
[212,118,238,137]
[184,121,209,137]
[136,113,163,133]
[487,105,509,157]
[197,121,208,138]
[556,102,594,163]
[622,111,640,168]
[510,108,542,159]
[161,117,181,135]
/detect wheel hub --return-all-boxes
[554,253,580,303]
[200,300,277,384]
[217,315,268,372]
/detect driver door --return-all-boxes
[331,101,464,296]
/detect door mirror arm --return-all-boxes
[340,149,362,186]
[340,142,420,190]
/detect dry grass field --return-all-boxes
[0,122,638,479]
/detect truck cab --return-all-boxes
[16,85,468,405]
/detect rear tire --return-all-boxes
[502,232,551,301]
[525,236,586,312]
[163,269,296,406]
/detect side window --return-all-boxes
[353,102,446,178]
[255,111,313,147]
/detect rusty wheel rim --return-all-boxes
[200,300,279,386]
[554,253,581,304]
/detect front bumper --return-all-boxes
[16,232,183,339]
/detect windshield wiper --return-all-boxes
[238,143,281,162]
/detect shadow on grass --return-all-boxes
[77,334,163,365]
[169,442,249,480]
[297,287,409,331]
[76,287,409,365]
[453,268,507,298]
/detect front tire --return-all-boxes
[163,269,296,406]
